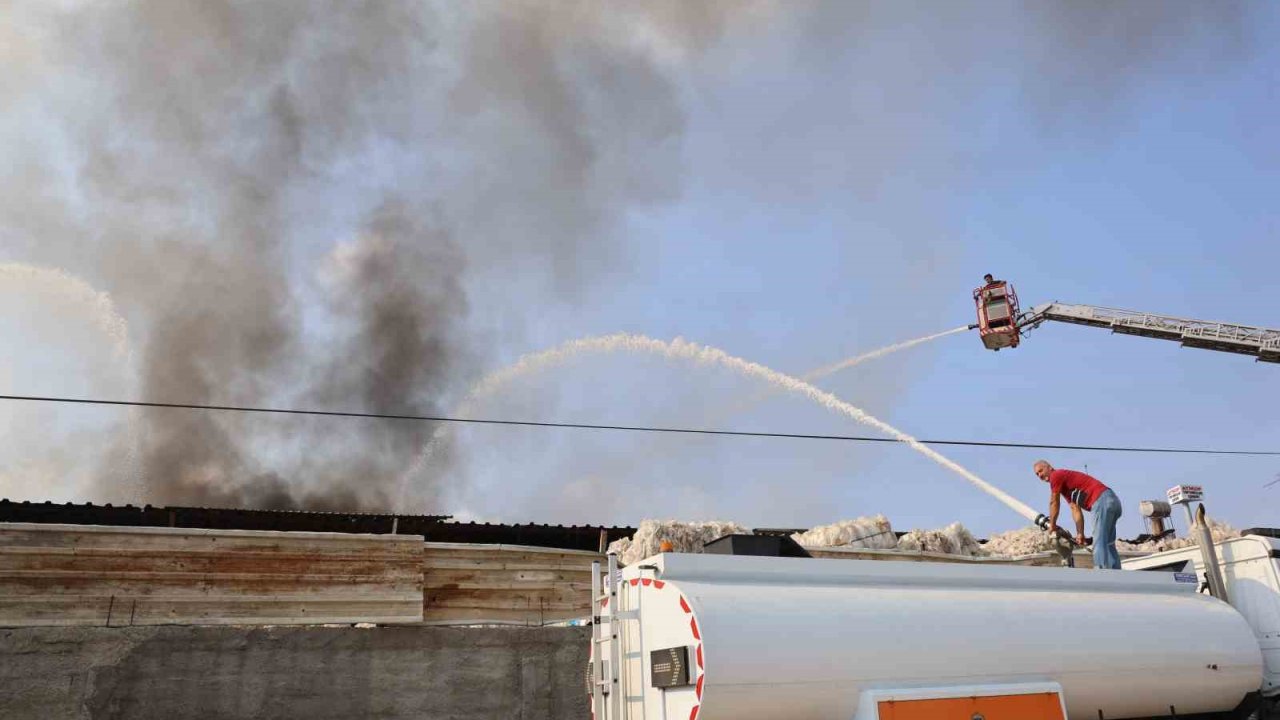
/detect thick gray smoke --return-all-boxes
[1,0,735,510]
[0,0,1254,516]
[301,206,468,511]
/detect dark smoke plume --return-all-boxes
[2,0,736,511]
[303,204,468,511]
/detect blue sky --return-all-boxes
[456,3,1279,535]
[1,2,1276,538]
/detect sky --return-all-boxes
[1,1,1277,539]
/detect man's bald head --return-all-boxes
[1033,460,1054,482]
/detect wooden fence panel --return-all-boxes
[0,523,424,627]
[422,542,601,625]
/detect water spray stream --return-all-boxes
[800,326,969,384]
[408,326,971,483]
[620,325,972,484]
[0,263,132,361]
[725,326,970,416]
[404,333,1037,522]
[0,263,142,500]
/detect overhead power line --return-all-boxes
[1,393,1277,456]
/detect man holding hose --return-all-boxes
[1034,460,1123,569]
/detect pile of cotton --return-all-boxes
[791,515,897,549]
[602,514,1243,567]
[607,519,748,566]
[982,526,1058,557]
[897,522,984,556]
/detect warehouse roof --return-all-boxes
[0,499,634,552]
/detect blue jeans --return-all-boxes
[1092,489,1123,569]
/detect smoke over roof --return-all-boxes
[0,1,1254,517]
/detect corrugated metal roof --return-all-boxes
[420,520,634,552]
[0,499,451,534]
[0,499,634,552]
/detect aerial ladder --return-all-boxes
[972,279,1280,363]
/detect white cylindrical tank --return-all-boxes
[602,553,1262,720]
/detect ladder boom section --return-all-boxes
[1018,303,1280,363]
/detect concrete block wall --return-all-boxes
[0,626,590,720]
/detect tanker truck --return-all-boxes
[588,536,1280,720]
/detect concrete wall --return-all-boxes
[0,626,590,720]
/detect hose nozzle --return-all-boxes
[1035,513,1078,546]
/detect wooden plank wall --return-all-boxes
[422,543,601,625]
[0,523,425,627]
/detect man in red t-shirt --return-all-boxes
[1033,460,1124,569]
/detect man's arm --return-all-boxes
[1070,503,1086,545]
[1047,490,1061,533]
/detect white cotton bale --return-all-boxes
[982,525,1058,557]
[897,521,983,556]
[791,515,896,550]
[607,519,749,566]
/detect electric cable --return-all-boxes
[2,393,1276,456]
